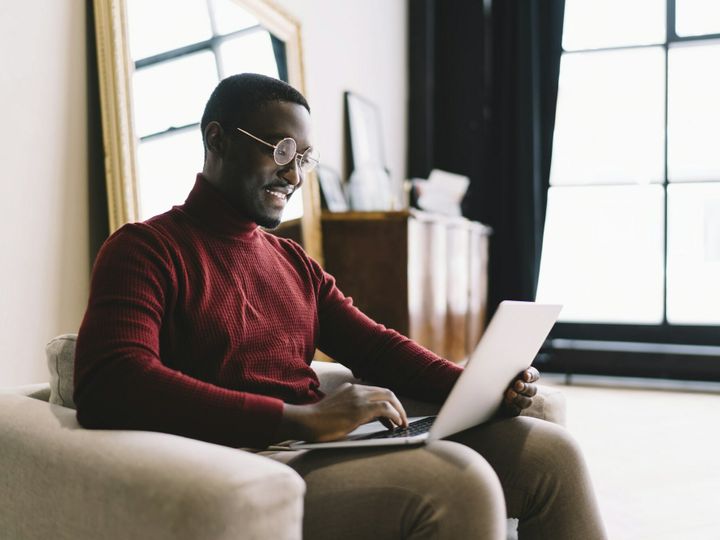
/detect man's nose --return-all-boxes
[282,157,303,187]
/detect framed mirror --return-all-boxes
[92,0,322,261]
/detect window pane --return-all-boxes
[667,183,720,325]
[668,44,720,182]
[676,0,720,37]
[536,186,665,324]
[563,0,665,51]
[133,51,219,138]
[137,129,204,221]
[210,0,259,35]
[218,30,279,79]
[126,0,212,61]
[550,48,665,186]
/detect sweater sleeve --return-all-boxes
[308,258,463,403]
[74,225,284,448]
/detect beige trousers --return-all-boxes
[265,417,606,540]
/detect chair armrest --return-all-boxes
[0,382,51,401]
[0,394,304,540]
[520,385,567,426]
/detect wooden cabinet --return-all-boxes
[321,210,490,362]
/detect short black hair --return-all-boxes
[200,73,310,147]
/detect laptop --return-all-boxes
[289,301,562,450]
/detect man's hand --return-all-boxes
[278,383,408,442]
[501,366,540,417]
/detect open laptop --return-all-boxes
[289,301,562,450]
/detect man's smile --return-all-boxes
[264,183,294,204]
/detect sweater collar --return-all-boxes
[179,174,259,239]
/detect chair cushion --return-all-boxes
[46,334,78,409]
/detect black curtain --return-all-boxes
[408,0,565,316]
[86,0,110,266]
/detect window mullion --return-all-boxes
[205,0,224,80]
[667,0,677,42]
[662,40,670,326]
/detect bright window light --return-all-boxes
[133,51,219,138]
[675,0,720,37]
[668,43,720,182]
[550,48,665,186]
[218,31,280,80]
[210,0,259,36]
[137,129,204,220]
[563,0,665,51]
[536,185,665,324]
[667,184,720,324]
[126,0,212,61]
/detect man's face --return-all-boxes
[213,100,312,228]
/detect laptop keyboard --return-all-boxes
[360,416,437,440]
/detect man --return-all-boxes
[75,73,606,539]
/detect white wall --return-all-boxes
[277,0,408,191]
[0,1,89,386]
[0,0,408,386]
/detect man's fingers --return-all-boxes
[503,389,523,416]
[513,394,532,410]
[362,386,408,428]
[385,391,408,427]
[512,380,537,397]
[373,401,404,428]
[523,367,540,383]
[505,389,532,410]
[338,383,408,428]
[513,380,538,397]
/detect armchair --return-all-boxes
[0,335,566,539]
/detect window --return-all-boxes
[536,0,720,345]
[125,0,302,221]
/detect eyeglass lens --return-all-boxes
[273,138,296,165]
[274,138,318,173]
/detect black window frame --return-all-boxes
[541,0,720,380]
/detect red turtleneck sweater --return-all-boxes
[74,175,462,448]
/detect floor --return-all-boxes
[543,376,720,540]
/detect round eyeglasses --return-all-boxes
[237,127,319,174]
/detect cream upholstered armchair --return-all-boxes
[0,334,566,540]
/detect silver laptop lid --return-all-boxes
[428,301,562,440]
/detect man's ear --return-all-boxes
[204,121,226,156]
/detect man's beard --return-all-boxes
[257,215,282,229]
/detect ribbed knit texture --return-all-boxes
[74,175,462,448]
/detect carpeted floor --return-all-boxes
[543,376,720,540]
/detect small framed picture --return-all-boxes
[344,91,394,210]
[345,91,387,171]
[316,165,349,212]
